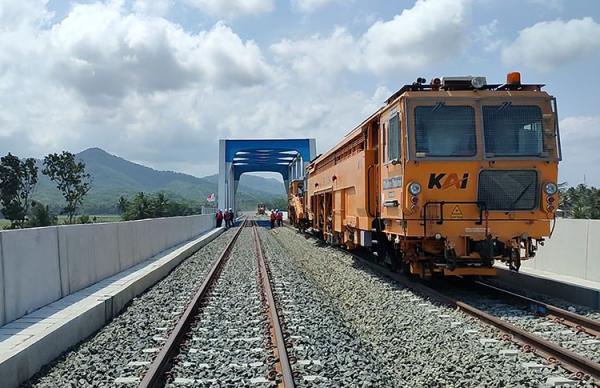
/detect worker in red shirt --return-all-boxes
[276,210,283,227]
[216,209,223,228]
[270,210,276,229]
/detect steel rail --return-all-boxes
[474,280,600,338]
[139,219,247,388]
[252,222,296,388]
[285,225,600,381]
[350,256,600,381]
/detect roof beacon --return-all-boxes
[507,71,521,85]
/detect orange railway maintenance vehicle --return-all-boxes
[300,73,561,279]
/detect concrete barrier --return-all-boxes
[586,221,600,283]
[0,214,215,326]
[0,227,62,324]
[0,227,224,388]
[523,218,600,283]
[117,221,138,270]
[0,234,4,327]
[58,223,121,295]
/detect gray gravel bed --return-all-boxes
[258,227,394,387]
[447,287,600,364]
[167,228,273,387]
[23,228,236,388]
[273,227,594,388]
[487,279,600,321]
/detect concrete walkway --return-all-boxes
[0,227,224,388]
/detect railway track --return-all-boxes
[139,220,296,387]
[351,253,600,383]
[471,280,600,339]
[285,225,600,384]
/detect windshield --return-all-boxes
[483,105,543,157]
[414,105,476,157]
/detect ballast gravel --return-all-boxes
[273,227,593,388]
[450,288,600,364]
[167,228,273,386]
[258,227,394,387]
[22,228,235,388]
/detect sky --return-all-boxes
[0,0,599,185]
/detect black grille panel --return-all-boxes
[478,170,538,210]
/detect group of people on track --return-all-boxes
[215,208,235,229]
[216,208,282,229]
[270,209,283,229]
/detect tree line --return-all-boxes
[0,151,90,228]
[118,192,203,221]
[559,183,600,219]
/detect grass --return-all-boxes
[0,214,123,229]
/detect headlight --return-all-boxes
[408,182,422,196]
[543,182,558,195]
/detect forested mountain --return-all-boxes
[30,148,286,214]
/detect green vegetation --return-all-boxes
[31,148,285,215]
[0,147,287,228]
[560,184,600,219]
[0,153,38,228]
[28,201,57,227]
[43,151,91,224]
[119,192,202,221]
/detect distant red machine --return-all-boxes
[257,204,266,215]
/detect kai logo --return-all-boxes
[428,173,469,190]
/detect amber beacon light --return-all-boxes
[507,71,521,84]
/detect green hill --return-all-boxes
[30,148,286,214]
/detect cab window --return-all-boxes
[415,105,476,157]
[482,105,543,157]
[387,113,400,161]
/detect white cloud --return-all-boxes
[0,1,276,175]
[292,0,350,12]
[273,0,469,76]
[475,19,502,53]
[133,0,172,16]
[183,0,274,18]
[558,116,600,186]
[271,27,361,80]
[502,18,600,72]
[0,0,52,28]
[49,2,271,100]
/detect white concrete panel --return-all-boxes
[58,225,93,295]
[186,216,195,240]
[151,218,169,256]
[0,232,5,326]
[92,223,120,284]
[134,219,153,263]
[59,224,120,294]
[1,227,62,323]
[166,216,186,247]
[117,221,138,271]
[586,220,600,282]
[531,219,588,278]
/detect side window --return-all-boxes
[387,112,400,161]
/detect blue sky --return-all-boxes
[1,0,599,185]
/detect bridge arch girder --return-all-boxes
[218,139,316,211]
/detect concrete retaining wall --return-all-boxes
[523,218,600,283]
[0,214,215,326]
